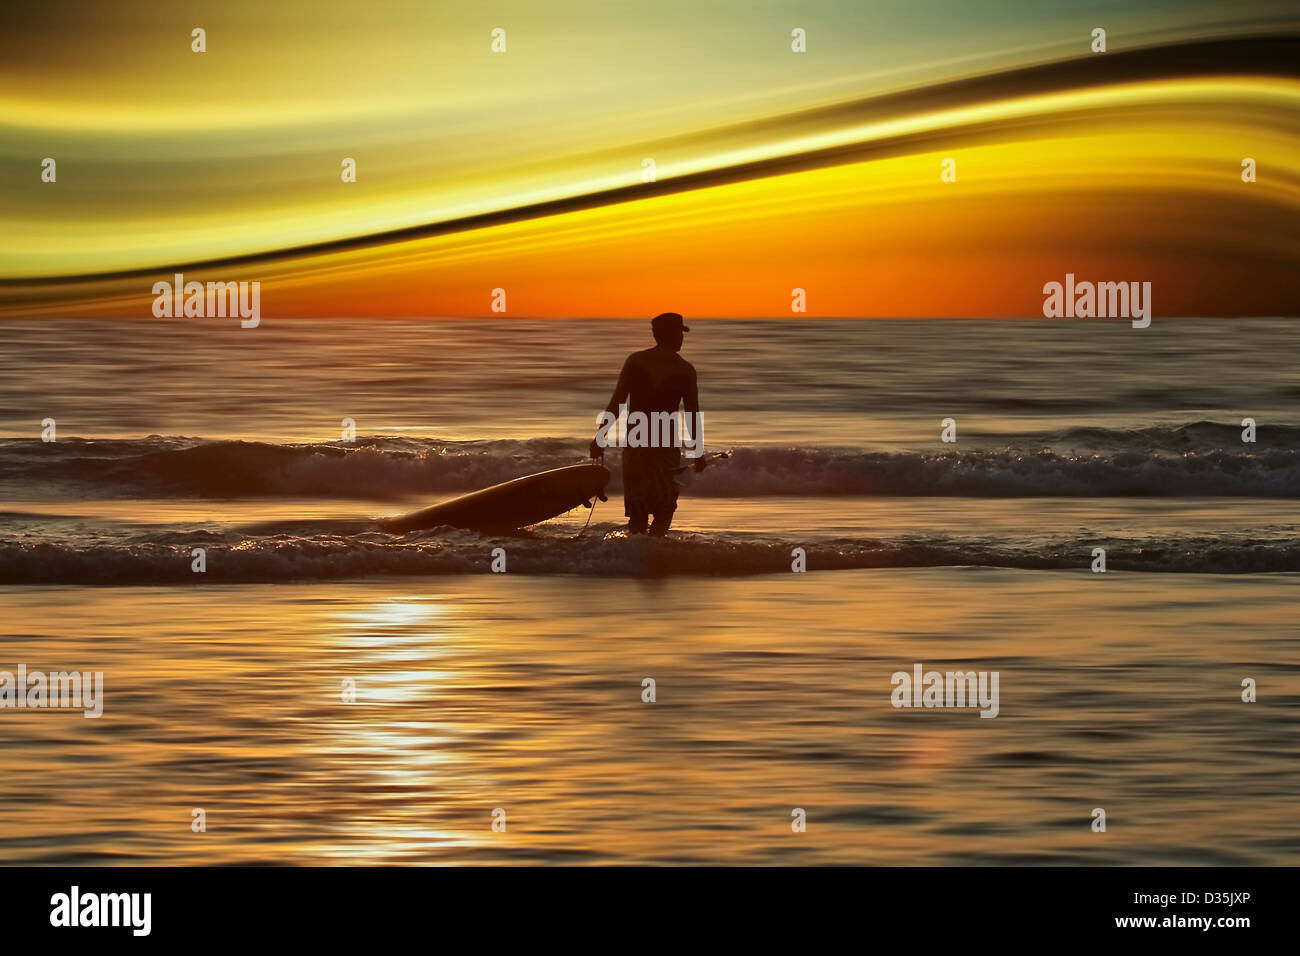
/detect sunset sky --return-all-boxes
[1,0,1297,317]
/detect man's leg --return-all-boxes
[623,447,650,534]
[627,502,650,534]
[647,505,675,537]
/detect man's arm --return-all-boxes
[604,356,634,414]
[684,364,707,469]
[683,363,699,416]
[591,355,634,459]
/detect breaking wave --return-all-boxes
[0,525,1295,583]
[1,422,1296,499]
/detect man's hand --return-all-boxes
[589,438,605,461]
[691,450,726,473]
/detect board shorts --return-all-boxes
[621,445,681,517]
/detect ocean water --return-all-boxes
[0,317,1296,864]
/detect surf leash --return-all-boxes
[576,494,599,537]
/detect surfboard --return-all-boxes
[379,463,611,533]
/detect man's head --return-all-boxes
[651,312,689,351]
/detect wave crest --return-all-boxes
[2,425,1295,498]
[0,528,1294,583]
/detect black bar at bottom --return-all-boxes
[0,866,1273,942]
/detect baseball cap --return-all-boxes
[651,312,689,333]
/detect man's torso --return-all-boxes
[623,347,695,413]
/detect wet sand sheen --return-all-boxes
[0,569,1294,865]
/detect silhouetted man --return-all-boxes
[590,312,700,535]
